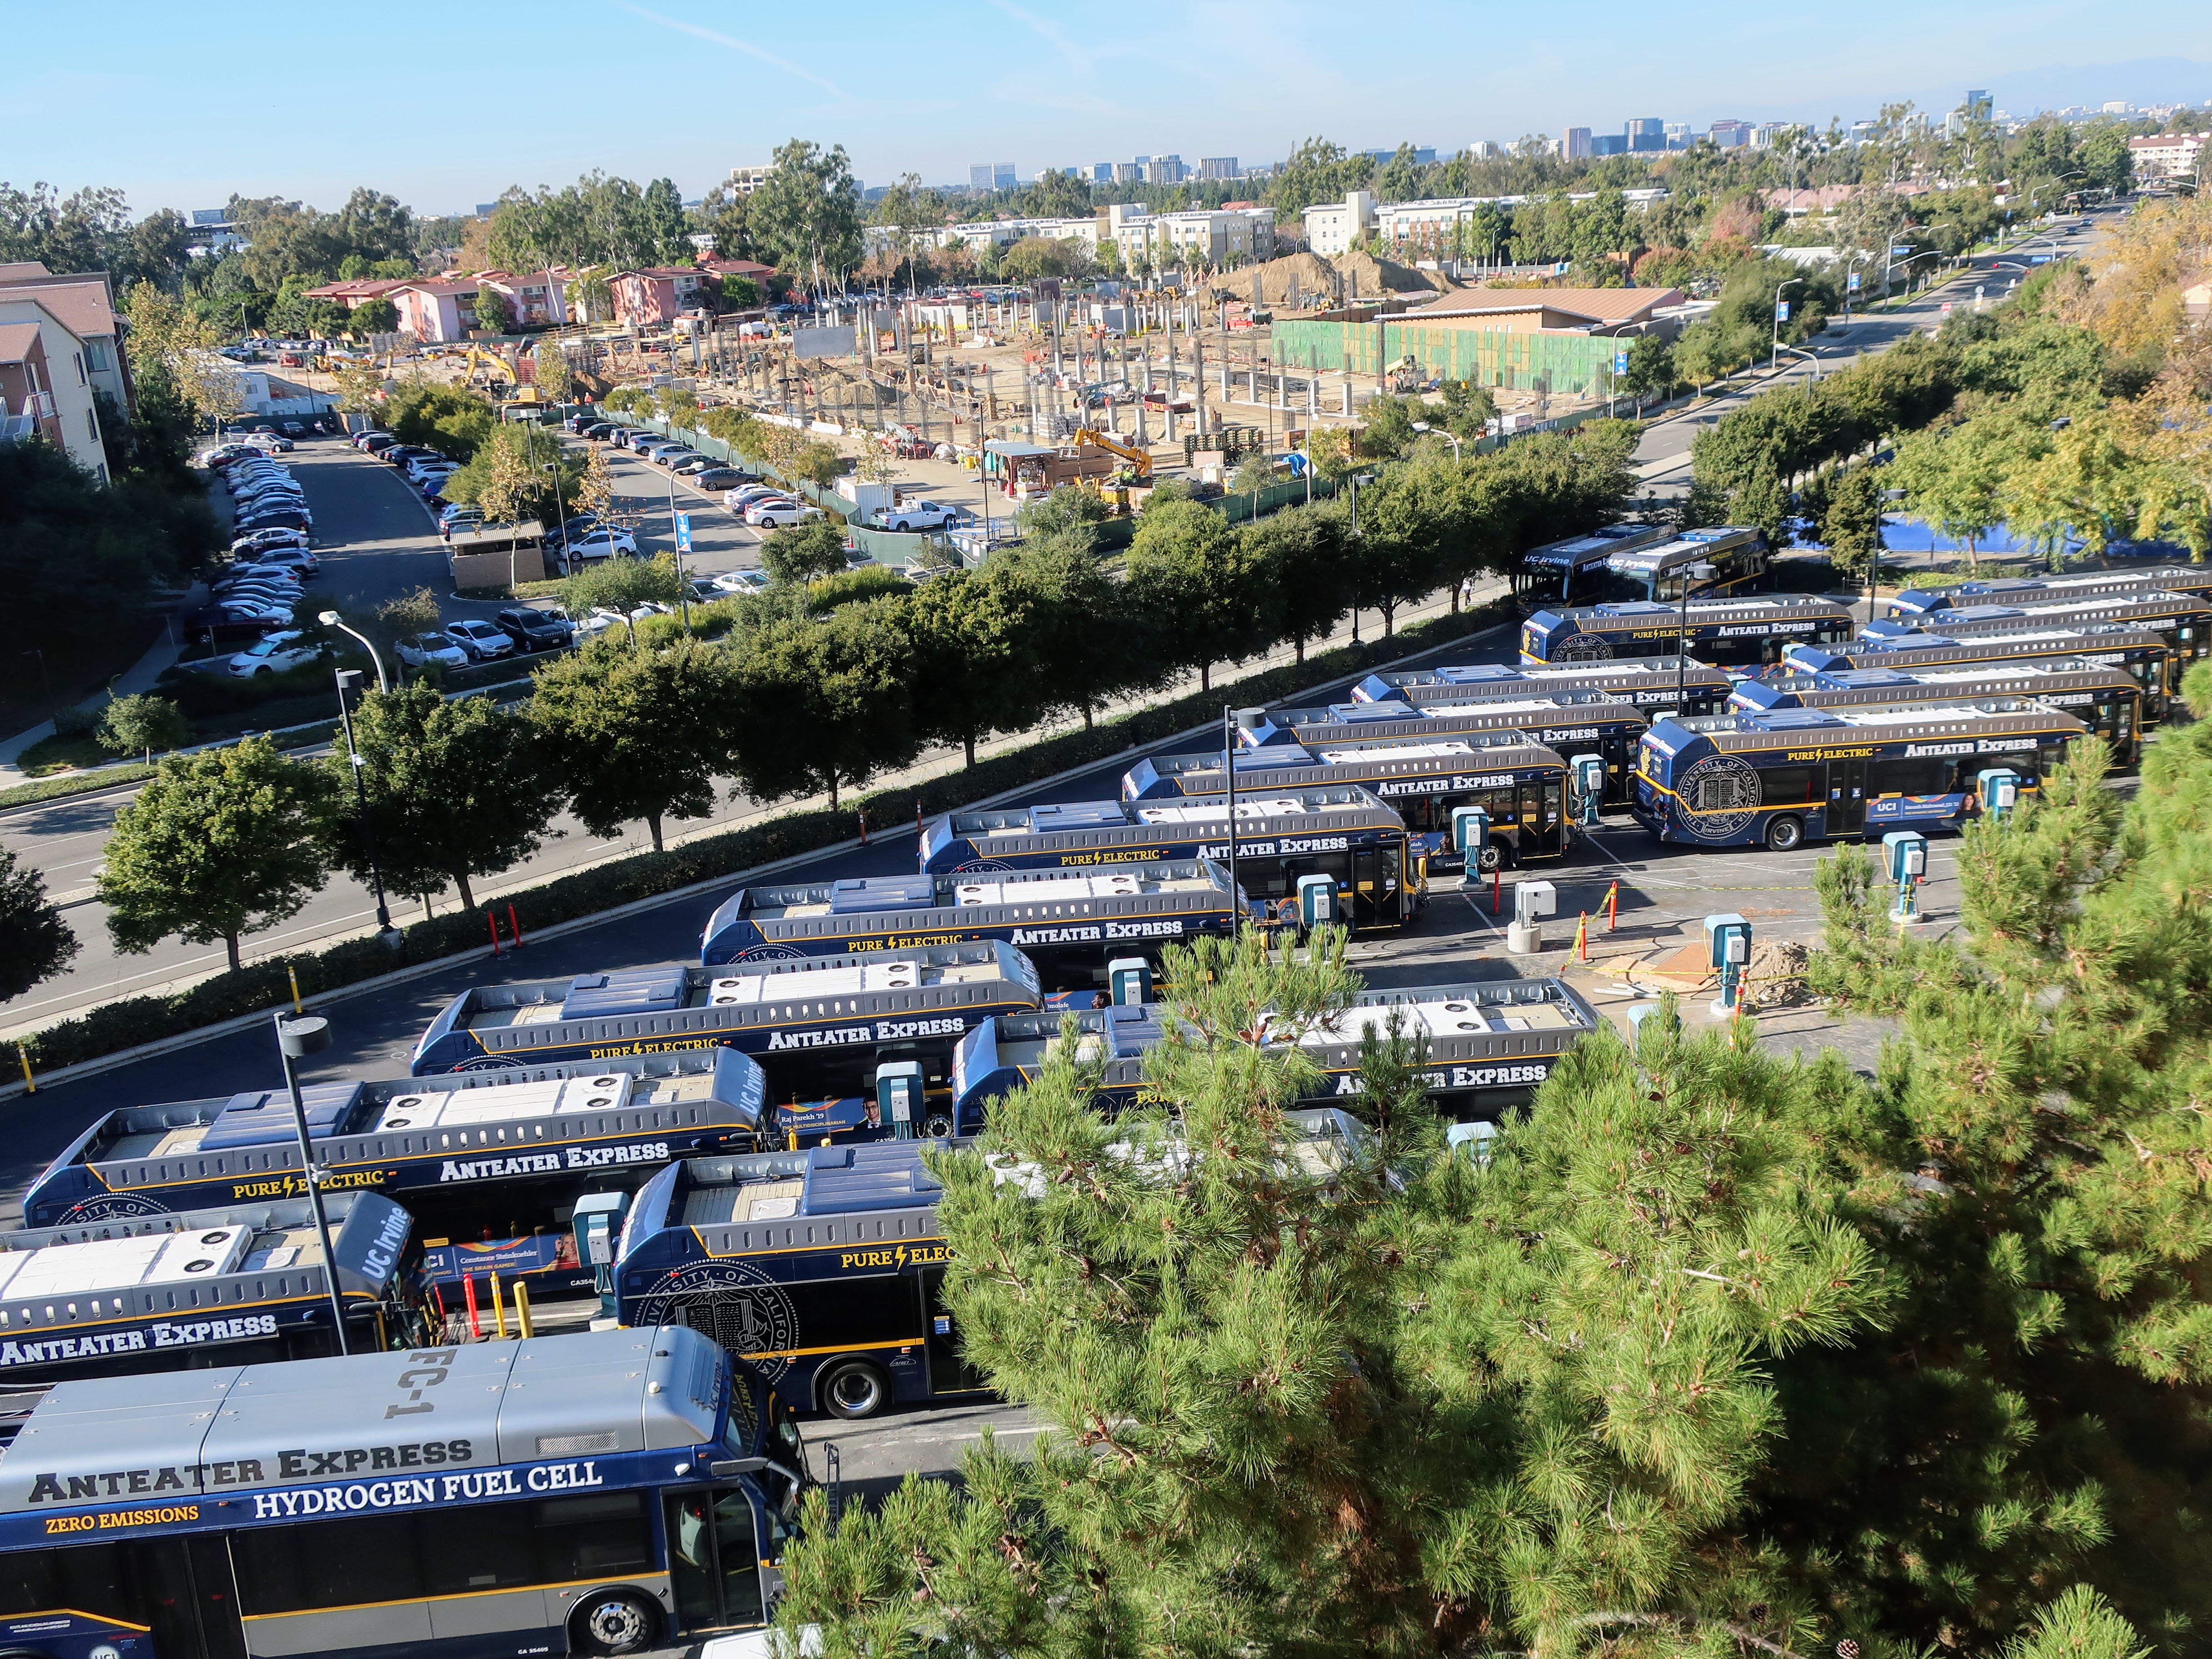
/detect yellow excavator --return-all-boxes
[1071,426,1154,480]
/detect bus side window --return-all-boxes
[1759,766,1817,808]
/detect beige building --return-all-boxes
[1302,190,1377,256]
[0,262,128,414]
[2129,132,2207,180]
[0,295,111,478]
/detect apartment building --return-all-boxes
[1302,190,1378,255]
[2130,132,2208,180]
[0,262,129,414]
[0,295,111,479]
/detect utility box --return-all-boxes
[1452,805,1490,865]
[1507,880,1556,955]
[1977,768,2022,819]
[1107,957,1153,1006]
[1703,913,1752,1017]
[875,1061,925,1138]
[1882,830,1929,924]
[1570,753,1606,825]
[571,1191,631,1322]
[1296,874,1337,929]
[1627,1001,1670,1051]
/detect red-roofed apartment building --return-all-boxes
[609,267,707,328]
[0,262,129,414]
[390,281,485,343]
[473,269,572,328]
[0,294,112,478]
[301,276,415,311]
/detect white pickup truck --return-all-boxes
[880,498,957,533]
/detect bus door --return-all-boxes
[1351,843,1399,926]
[919,1267,989,1397]
[1599,729,1635,801]
[1827,756,1869,836]
[2109,692,2137,763]
[665,1486,767,1634]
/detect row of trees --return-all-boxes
[768,692,2212,1653]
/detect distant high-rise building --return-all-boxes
[1848,120,1877,145]
[729,164,776,196]
[994,163,1016,190]
[1592,134,1628,157]
[1965,88,1992,121]
[970,164,996,192]
[1146,155,1185,184]
[1564,126,1593,159]
[1198,157,1239,181]
[1092,162,1115,182]
[1113,162,1142,184]
[1709,120,1751,148]
[1626,117,1664,153]
[2101,100,2131,115]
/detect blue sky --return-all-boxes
[14,1,2210,216]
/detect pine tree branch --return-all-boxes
[1574,1610,1806,1659]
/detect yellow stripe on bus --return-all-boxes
[240,1575,666,1621]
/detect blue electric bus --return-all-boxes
[615,1113,1375,1421]
[1632,699,2091,851]
[1729,659,2142,766]
[1354,659,1737,716]
[1885,565,2212,616]
[1251,694,1647,807]
[920,787,1419,931]
[0,1326,806,1658]
[1602,526,1770,601]
[1514,522,1673,606]
[1121,729,1569,874]
[0,1193,417,1386]
[948,976,1602,1135]
[699,862,1241,986]
[1521,595,1856,669]
[1789,622,2185,718]
[1857,591,2212,678]
[23,1049,768,1239]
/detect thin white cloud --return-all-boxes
[984,0,1091,77]
[612,3,845,99]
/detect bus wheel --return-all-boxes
[820,1359,890,1419]
[922,1111,955,1139]
[1475,845,1503,874]
[1764,815,1804,852]
[570,1590,660,1656]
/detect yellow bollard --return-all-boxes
[489,1272,509,1340]
[286,963,303,1014]
[513,1281,534,1340]
[17,1046,34,1095]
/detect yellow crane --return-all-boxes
[1070,426,1154,479]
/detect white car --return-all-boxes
[563,528,640,561]
[710,569,771,595]
[744,500,824,529]
[724,485,782,510]
[397,631,470,669]
[569,609,619,641]
[880,499,956,532]
[444,619,515,661]
[227,631,323,679]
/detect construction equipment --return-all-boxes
[1071,426,1154,479]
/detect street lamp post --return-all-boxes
[318,610,389,694]
[332,666,401,951]
[1674,559,1717,714]
[273,1012,351,1356]
[1772,279,1802,369]
[1409,420,1462,460]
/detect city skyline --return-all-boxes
[10,0,2210,213]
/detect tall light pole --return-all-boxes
[1674,559,1716,714]
[318,610,389,693]
[274,1012,351,1356]
[332,666,401,951]
[1772,278,1802,370]
[1410,420,1462,460]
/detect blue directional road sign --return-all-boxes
[1613,349,1629,374]
[674,511,693,553]
[1847,271,1861,291]
[1775,301,1790,322]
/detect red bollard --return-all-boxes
[487,911,502,955]
[1606,881,1619,931]
[463,1274,482,1340]
[508,903,524,948]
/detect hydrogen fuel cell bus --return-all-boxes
[411,945,1045,1145]
[1780,626,2182,719]
[1354,659,1736,716]
[22,1049,768,1236]
[1632,699,2090,851]
[949,977,1603,1135]
[920,785,1416,925]
[1252,694,1647,807]
[1123,729,1569,875]
[698,862,1241,987]
[615,1112,1375,1421]
[0,1193,415,1388]
[0,1327,805,1659]
[1521,596,1856,669]
[1729,659,2142,766]
[1514,522,1673,606]
[1603,526,1770,601]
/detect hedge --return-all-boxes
[0,765,156,814]
[11,598,1509,1076]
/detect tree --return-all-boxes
[1124,498,1270,691]
[1437,376,1498,442]
[561,552,684,618]
[1348,457,1454,634]
[1244,501,1352,662]
[1358,392,1420,458]
[0,846,78,1002]
[532,342,573,403]
[348,296,399,336]
[1620,331,1676,403]
[1819,459,1885,582]
[760,519,850,587]
[720,273,760,308]
[371,586,442,669]
[98,693,190,764]
[991,531,1146,729]
[474,426,536,524]
[1014,485,1110,539]
[125,281,243,428]
[99,737,336,972]
[325,683,564,915]
[735,603,920,810]
[746,139,864,292]
[529,638,737,853]
[905,568,1040,768]
[576,442,617,519]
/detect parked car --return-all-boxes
[386,445,440,465]
[686,577,723,604]
[230,527,311,554]
[563,527,640,561]
[213,575,302,601]
[397,631,470,669]
[241,432,296,452]
[226,631,323,678]
[724,485,782,510]
[881,499,956,532]
[443,618,516,661]
[232,552,318,578]
[404,457,456,483]
[355,432,397,452]
[582,422,619,440]
[744,499,823,529]
[237,509,312,533]
[543,514,603,552]
[440,507,484,539]
[694,468,751,490]
[188,608,289,644]
[493,607,574,653]
[569,608,619,642]
[670,457,716,476]
[709,568,771,595]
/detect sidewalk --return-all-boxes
[0,623,191,787]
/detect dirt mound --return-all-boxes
[1743,940,1812,1010]
[1205,249,1442,309]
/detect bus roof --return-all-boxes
[1353,659,1729,706]
[1604,526,1763,576]
[1649,699,2089,751]
[1736,659,2136,711]
[937,784,1392,837]
[1264,691,1639,739]
[1795,625,2172,669]
[0,1327,727,1515]
[1519,522,1671,570]
[727,862,1227,923]
[1870,591,2207,639]
[1528,594,1852,633]
[1125,729,1565,800]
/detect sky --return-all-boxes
[12,1,2210,216]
